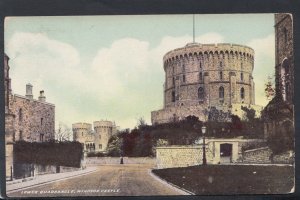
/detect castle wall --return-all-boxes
[275,14,294,104]
[10,94,55,142]
[4,53,56,180]
[152,43,258,124]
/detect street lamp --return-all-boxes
[201,125,207,165]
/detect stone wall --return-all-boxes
[156,145,213,169]
[5,144,14,180]
[86,157,156,165]
[273,151,294,164]
[242,147,272,164]
[10,94,55,142]
[155,139,265,168]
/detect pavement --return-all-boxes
[6,167,97,194]
[6,164,185,197]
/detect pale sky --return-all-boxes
[4,14,275,130]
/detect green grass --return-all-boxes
[152,165,294,195]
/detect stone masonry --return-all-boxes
[72,120,117,153]
[4,53,55,179]
[152,43,262,124]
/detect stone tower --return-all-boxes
[94,120,114,152]
[72,123,93,151]
[152,43,261,124]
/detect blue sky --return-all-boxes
[4,14,275,129]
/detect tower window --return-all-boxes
[241,73,244,81]
[40,134,44,142]
[182,64,185,72]
[41,118,44,125]
[240,87,245,99]
[198,87,204,100]
[219,86,224,99]
[171,91,175,102]
[183,75,186,83]
[99,144,102,149]
[19,108,23,122]
[200,61,202,69]
[199,72,203,81]
[220,61,223,68]
[19,131,23,141]
[219,71,223,80]
[172,77,175,86]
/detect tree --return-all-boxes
[136,117,147,129]
[106,134,123,156]
[241,106,256,122]
[55,122,72,142]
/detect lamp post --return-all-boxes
[201,126,207,165]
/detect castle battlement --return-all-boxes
[93,120,113,128]
[72,123,92,130]
[163,43,254,68]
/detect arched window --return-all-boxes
[198,87,204,99]
[241,73,244,81]
[240,87,245,99]
[171,91,175,102]
[199,72,203,81]
[19,108,23,122]
[219,86,224,99]
[219,71,223,80]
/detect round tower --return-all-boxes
[93,120,114,152]
[163,43,255,108]
[72,123,92,151]
[151,42,259,125]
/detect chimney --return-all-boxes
[25,83,33,99]
[38,90,46,102]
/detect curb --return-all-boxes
[6,167,98,194]
[148,169,194,195]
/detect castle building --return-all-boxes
[5,53,55,179]
[72,120,117,153]
[263,13,294,139]
[151,43,262,124]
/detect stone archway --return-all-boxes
[220,143,233,163]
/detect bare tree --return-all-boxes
[55,122,72,142]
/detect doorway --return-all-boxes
[220,143,233,163]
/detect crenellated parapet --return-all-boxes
[152,42,261,125]
[72,123,92,130]
[93,121,113,128]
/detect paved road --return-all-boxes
[8,164,183,197]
